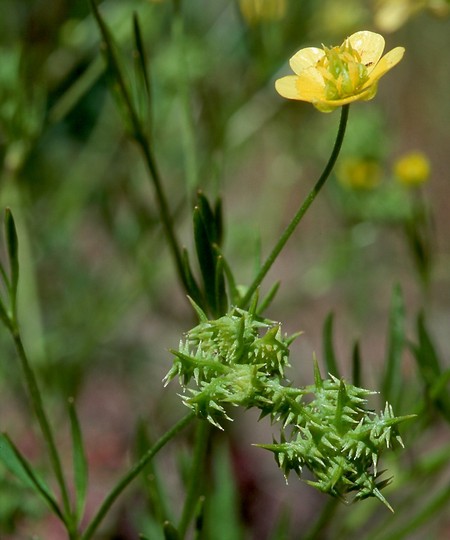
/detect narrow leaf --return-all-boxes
[163,520,180,540]
[429,369,450,403]
[4,208,19,305]
[135,420,170,524]
[413,312,450,421]
[193,206,216,312]
[323,313,340,378]
[90,0,136,134]
[0,433,64,522]
[132,13,152,131]
[257,281,280,315]
[269,505,290,540]
[132,13,151,98]
[313,354,323,389]
[213,246,240,306]
[352,340,362,388]
[0,296,12,330]
[382,284,405,410]
[187,296,209,323]
[213,197,224,247]
[205,443,243,540]
[182,248,203,308]
[68,398,88,523]
[193,495,205,539]
[196,191,218,244]
[214,255,228,317]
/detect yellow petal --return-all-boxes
[295,70,327,99]
[275,70,326,102]
[366,46,405,84]
[275,76,303,99]
[289,47,324,75]
[348,31,385,67]
[315,85,377,110]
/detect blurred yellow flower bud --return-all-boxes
[394,152,430,186]
[239,0,287,24]
[337,157,382,190]
[315,0,367,38]
[374,0,422,32]
[374,0,448,32]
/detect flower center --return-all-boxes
[316,40,369,100]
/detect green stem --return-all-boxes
[137,139,189,292]
[302,497,339,540]
[239,104,350,308]
[172,4,200,204]
[178,420,210,538]
[81,412,195,540]
[90,0,188,295]
[11,328,72,525]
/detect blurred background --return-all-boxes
[1,0,450,538]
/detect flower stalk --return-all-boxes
[239,103,350,308]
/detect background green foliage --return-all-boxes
[1,0,450,538]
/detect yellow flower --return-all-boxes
[239,0,287,25]
[337,157,382,190]
[394,151,430,186]
[275,31,405,112]
[374,0,422,32]
[374,0,449,33]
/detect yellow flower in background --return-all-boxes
[239,0,287,24]
[394,151,430,186]
[275,31,405,112]
[337,158,382,190]
[374,0,449,32]
[374,0,422,32]
[314,0,368,38]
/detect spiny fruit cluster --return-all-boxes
[165,303,413,508]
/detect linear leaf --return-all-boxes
[213,197,224,247]
[196,191,220,245]
[323,312,340,378]
[214,254,228,317]
[352,340,362,388]
[163,520,180,540]
[132,13,151,98]
[193,206,216,312]
[135,420,170,525]
[257,281,280,315]
[0,433,64,522]
[68,398,88,523]
[4,208,19,310]
[413,312,450,421]
[382,284,405,410]
[132,13,152,131]
[181,248,203,308]
[193,496,205,539]
[213,246,240,306]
